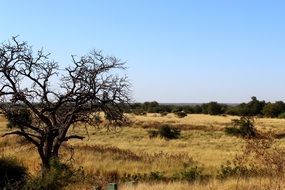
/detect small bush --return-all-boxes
[148,171,165,181]
[133,109,146,115]
[147,125,181,139]
[0,156,28,189]
[218,162,253,180]
[122,171,165,182]
[179,166,202,182]
[225,116,256,138]
[121,172,147,182]
[174,111,187,118]
[278,112,285,119]
[179,166,211,182]
[158,125,181,139]
[224,127,241,136]
[24,158,77,190]
[160,112,168,117]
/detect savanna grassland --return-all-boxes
[2,113,285,189]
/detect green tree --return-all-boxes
[231,97,266,116]
[262,101,285,117]
[202,102,224,115]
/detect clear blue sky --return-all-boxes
[1,0,285,103]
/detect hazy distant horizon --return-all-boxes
[133,98,279,105]
[133,96,285,104]
[145,102,239,106]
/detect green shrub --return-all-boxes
[224,127,241,136]
[121,172,148,182]
[218,163,241,179]
[218,161,257,180]
[24,158,78,190]
[179,166,202,182]
[174,111,187,118]
[278,112,285,119]
[0,156,28,189]
[158,124,181,139]
[148,171,165,181]
[122,171,165,182]
[133,109,146,115]
[147,125,181,140]
[178,166,211,182]
[225,116,256,138]
[160,112,168,116]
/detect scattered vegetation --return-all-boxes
[218,161,256,180]
[2,113,285,189]
[127,96,285,118]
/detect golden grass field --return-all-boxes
[1,113,285,189]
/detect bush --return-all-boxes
[224,127,241,136]
[0,156,28,189]
[24,158,79,190]
[158,125,181,139]
[174,111,187,118]
[225,116,256,138]
[179,166,202,182]
[133,109,146,115]
[172,166,210,182]
[218,162,255,180]
[148,171,165,181]
[160,112,168,117]
[262,101,285,118]
[278,112,285,119]
[147,125,181,140]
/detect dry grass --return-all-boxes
[65,178,285,190]
[1,113,285,189]
[131,113,285,132]
[120,178,285,190]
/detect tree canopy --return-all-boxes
[0,37,130,170]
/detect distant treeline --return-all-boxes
[126,97,285,118]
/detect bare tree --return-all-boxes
[0,37,130,170]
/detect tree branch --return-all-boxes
[62,135,85,142]
[2,130,40,146]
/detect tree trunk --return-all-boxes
[40,153,60,176]
[38,137,60,175]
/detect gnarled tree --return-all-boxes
[0,37,130,170]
